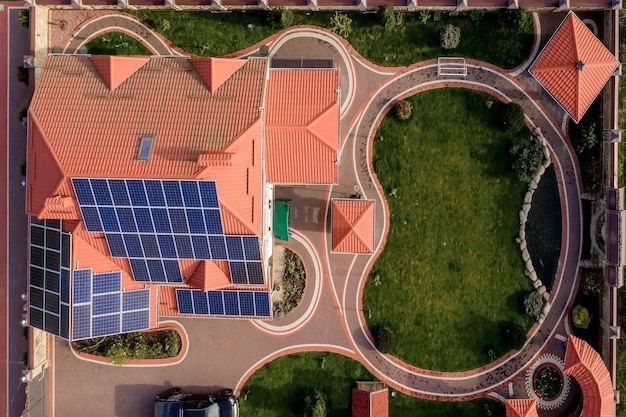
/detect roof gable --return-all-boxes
[190,57,248,93]
[504,399,538,417]
[529,12,618,122]
[187,261,232,291]
[351,387,388,417]
[332,200,374,253]
[90,55,150,91]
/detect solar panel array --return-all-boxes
[71,269,151,340]
[29,218,71,339]
[176,289,271,318]
[72,178,264,285]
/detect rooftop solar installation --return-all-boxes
[71,268,151,340]
[28,217,71,339]
[71,179,265,285]
[175,289,271,318]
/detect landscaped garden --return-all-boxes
[239,351,505,417]
[363,88,535,372]
[86,32,151,56]
[122,9,533,68]
[274,248,306,316]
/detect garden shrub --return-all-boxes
[497,8,532,32]
[394,100,412,120]
[469,9,486,22]
[510,136,544,183]
[280,9,294,28]
[303,388,328,417]
[419,11,430,25]
[158,19,171,32]
[524,291,544,320]
[18,9,29,28]
[497,102,525,132]
[280,249,306,314]
[572,305,591,329]
[581,269,604,295]
[571,121,598,155]
[17,66,28,85]
[501,322,526,349]
[375,327,395,353]
[379,5,396,31]
[439,24,460,50]
[330,12,352,38]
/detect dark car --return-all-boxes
[154,387,239,417]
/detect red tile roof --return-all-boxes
[187,261,232,292]
[505,399,538,417]
[91,56,150,91]
[190,57,248,93]
[352,387,388,417]
[266,69,339,184]
[564,335,614,417]
[529,12,618,123]
[332,200,374,253]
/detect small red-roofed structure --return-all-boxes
[352,381,388,417]
[331,199,375,254]
[505,399,538,417]
[529,11,618,123]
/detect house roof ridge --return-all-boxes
[90,55,150,91]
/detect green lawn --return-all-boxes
[128,11,532,68]
[363,89,534,372]
[239,352,505,417]
[616,283,626,417]
[85,32,151,56]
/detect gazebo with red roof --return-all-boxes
[352,381,388,417]
[529,11,618,123]
[331,199,375,254]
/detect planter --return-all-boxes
[532,364,564,401]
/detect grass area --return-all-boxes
[239,352,505,417]
[85,32,151,56]
[617,285,626,417]
[128,11,532,68]
[363,89,534,372]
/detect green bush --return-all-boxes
[18,9,29,28]
[280,9,294,28]
[17,66,28,85]
[419,11,430,25]
[302,388,328,417]
[158,19,171,32]
[497,102,525,132]
[280,249,306,315]
[572,305,591,329]
[394,100,412,120]
[20,351,28,367]
[375,327,395,353]
[581,269,604,295]
[439,24,461,50]
[497,8,532,32]
[379,6,396,31]
[524,291,544,320]
[501,322,526,349]
[510,136,544,183]
[330,12,352,38]
[469,9,486,22]
[571,121,598,155]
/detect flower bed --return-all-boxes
[278,249,306,315]
[533,364,564,400]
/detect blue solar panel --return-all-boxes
[176,289,194,314]
[208,236,227,259]
[174,235,194,259]
[163,181,184,207]
[224,292,239,316]
[140,235,160,258]
[72,304,91,340]
[129,259,151,282]
[243,236,261,261]
[208,291,225,315]
[92,293,121,315]
[106,234,127,258]
[122,290,150,311]
[204,209,223,234]
[124,234,144,258]
[73,179,95,205]
[192,291,209,315]
[108,179,131,206]
[239,291,255,316]
[246,262,265,285]
[92,272,122,295]
[122,310,150,333]
[144,180,166,206]
[191,236,211,259]
[163,260,183,283]
[169,209,188,234]
[90,179,113,206]
[81,207,103,232]
[116,208,137,233]
[229,262,248,285]
[226,237,245,260]
[151,208,171,233]
[147,260,166,282]
[92,314,120,337]
[157,235,178,259]
[126,180,149,206]
[254,291,270,317]
[180,181,202,208]
[62,235,71,268]
[199,181,219,208]
[99,207,120,232]
[186,209,206,234]
[134,208,154,233]
[60,270,70,303]
[73,269,92,304]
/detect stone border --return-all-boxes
[524,353,571,410]
[517,134,552,324]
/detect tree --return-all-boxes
[379,5,396,31]
[501,322,526,349]
[524,291,544,320]
[303,388,328,417]
[439,24,461,50]
[497,102,525,132]
[330,12,352,38]
[572,305,591,329]
[571,122,598,154]
[581,269,603,295]
[280,9,294,28]
[395,100,412,120]
[510,136,544,183]
[375,327,395,353]
[18,9,29,28]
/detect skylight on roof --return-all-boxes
[137,135,154,161]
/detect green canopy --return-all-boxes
[273,200,290,241]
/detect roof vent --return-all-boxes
[137,135,154,161]
[576,60,585,71]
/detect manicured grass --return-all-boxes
[128,11,532,68]
[363,89,534,372]
[239,352,505,417]
[86,32,151,56]
[617,284,626,417]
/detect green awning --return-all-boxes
[273,199,290,241]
